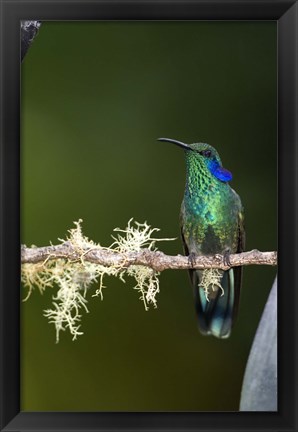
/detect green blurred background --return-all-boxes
[21,21,277,411]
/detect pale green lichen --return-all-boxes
[109,219,174,310]
[198,268,224,301]
[21,219,175,342]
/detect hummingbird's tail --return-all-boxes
[192,268,241,338]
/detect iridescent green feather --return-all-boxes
[158,138,244,338]
[179,142,245,338]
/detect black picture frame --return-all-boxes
[0,1,297,431]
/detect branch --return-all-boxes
[20,220,277,343]
[21,243,277,271]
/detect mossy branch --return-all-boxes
[21,244,277,271]
[21,219,277,343]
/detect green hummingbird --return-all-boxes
[158,138,245,338]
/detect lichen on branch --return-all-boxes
[21,219,175,342]
[21,219,277,343]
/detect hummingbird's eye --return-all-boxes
[200,150,212,158]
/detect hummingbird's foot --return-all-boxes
[188,252,196,268]
[223,250,231,267]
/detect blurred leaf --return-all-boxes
[240,277,277,411]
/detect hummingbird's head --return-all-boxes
[157,138,232,183]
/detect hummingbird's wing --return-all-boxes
[231,209,245,323]
[181,209,245,338]
[180,227,210,334]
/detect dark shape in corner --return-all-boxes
[21,21,42,61]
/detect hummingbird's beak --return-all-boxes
[157,137,191,151]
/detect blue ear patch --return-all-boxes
[208,160,233,182]
[213,166,233,182]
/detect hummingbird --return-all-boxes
[158,138,245,338]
